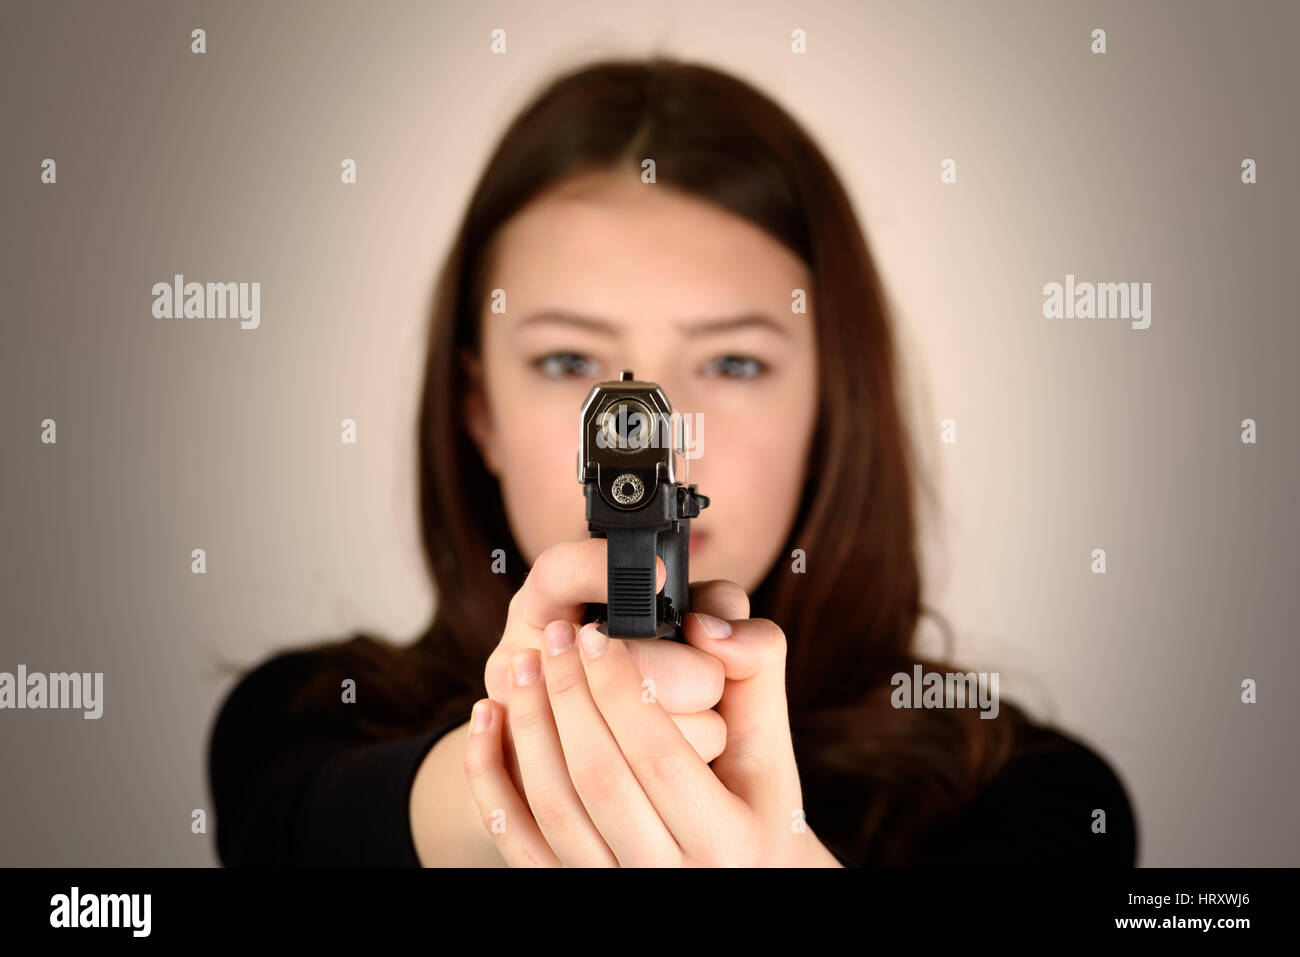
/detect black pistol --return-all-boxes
[578,370,709,641]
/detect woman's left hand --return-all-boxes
[463,579,842,867]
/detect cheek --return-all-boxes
[699,417,799,509]
[493,409,590,562]
[689,421,806,587]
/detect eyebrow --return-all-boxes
[514,310,793,339]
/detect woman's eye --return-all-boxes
[533,352,598,379]
[704,355,768,379]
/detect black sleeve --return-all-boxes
[906,726,1139,867]
[206,649,469,867]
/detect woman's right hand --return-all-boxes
[483,537,729,797]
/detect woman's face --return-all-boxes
[463,168,818,596]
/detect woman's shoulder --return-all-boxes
[208,631,463,751]
[209,637,372,748]
[214,643,337,716]
[908,721,1140,866]
[206,636,462,866]
[213,630,411,708]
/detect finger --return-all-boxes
[681,614,801,821]
[668,709,727,765]
[538,622,682,865]
[688,579,751,622]
[621,639,725,713]
[512,664,726,765]
[513,537,666,634]
[461,698,562,867]
[486,538,665,703]
[573,621,747,856]
[494,628,723,716]
[512,649,724,762]
[507,638,618,866]
[505,700,725,803]
[497,539,725,714]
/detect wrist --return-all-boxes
[410,719,505,866]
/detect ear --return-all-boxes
[461,348,502,477]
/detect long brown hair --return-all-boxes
[279,55,1031,866]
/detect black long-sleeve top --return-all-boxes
[207,646,1138,867]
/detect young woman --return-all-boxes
[207,56,1138,867]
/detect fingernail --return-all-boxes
[579,621,608,659]
[470,700,491,734]
[545,620,576,656]
[512,650,540,685]
[694,612,733,639]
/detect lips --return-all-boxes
[689,530,708,557]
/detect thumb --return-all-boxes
[682,612,801,819]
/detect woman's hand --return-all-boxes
[484,538,728,797]
[464,579,842,867]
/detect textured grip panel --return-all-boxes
[609,566,655,623]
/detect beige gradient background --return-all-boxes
[2,0,1296,866]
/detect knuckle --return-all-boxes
[522,540,595,608]
[530,542,572,602]
[575,540,604,594]
[750,617,788,661]
[705,654,726,703]
[528,787,575,834]
[544,665,588,702]
[647,741,688,789]
[731,587,752,621]
[693,580,750,620]
[507,701,550,736]
[574,756,630,807]
[526,551,555,601]
[462,748,493,785]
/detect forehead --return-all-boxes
[485,171,809,319]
